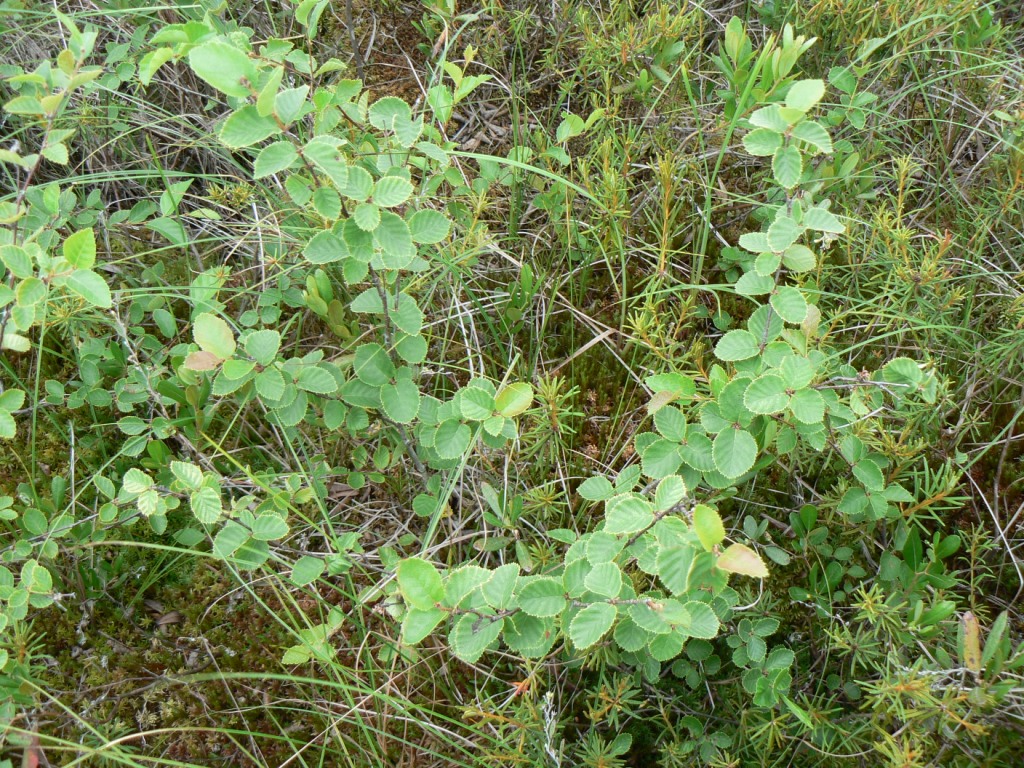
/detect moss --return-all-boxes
[34,564,319,764]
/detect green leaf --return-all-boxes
[353,201,381,231]
[804,205,844,233]
[256,64,284,117]
[657,545,695,595]
[189,486,222,524]
[41,142,68,164]
[152,308,177,338]
[174,528,205,548]
[303,137,349,188]
[0,410,15,439]
[138,495,164,522]
[747,304,784,344]
[352,286,385,313]
[122,468,153,495]
[587,532,624,564]
[291,556,325,586]
[881,357,923,386]
[341,165,374,202]
[380,378,421,424]
[374,176,414,207]
[712,429,757,479]
[828,66,857,93]
[780,356,816,389]
[139,46,173,86]
[245,329,281,366]
[605,494,654,534]
[219,105,280,147]
[16,277,46,306]
[569,602,616,649]
[654,475,687,511]
[767,214,803,252]
[311,187,341,219]
[641,438,682,479]
[369,96,414,131]
[390,293,424,335]
[275,85,309,123]
[481,564,520,609]
[714,330,759,361]
[396,332,428,363]
[22,508,47,536]
[0,389,25,412]
[170,461,203,490]
[251,514,289,541]
[505,613,557,658]
[0,245,33,279]
[482,415,507,436]
[255,367,286,400]
[188,41,256,99]
[755,251,782,276]
[346,224,378,266]
[735,271,775,296]
[518,577,567,618]
[402,607,445,645]
[146,217,188,247]
[444,564,491,606]
[782,244,816,272]
[716,543,768,577]
[323,400,347,430]
[790,121,833,154]
[354,343,395,386]
[63,228,95,269]
[297,366,338,394]
[408,209,451,244]
[853,459,885,491]
[303,231,347,264]
[434,419,472,459]
[772,146,802,189]
[738,232,770,254]
[213,522,250,558]
[254,141,299,178]
[397,557,444,609]
[770,286,807,323]
[693,504,725,551]
[838,486,868,516]
[585,561,622,598]
[786,79,826,111]
[982,611,1009,667]
[65,270,111,309]
[450,613,502,663]
[742,128,782,156]
[789,387,824,424]
[654,406,687,442]
[495,382,533,417]
[578,476,614,501]
[459,387,495,421]
[680,601,720,639]
[749,104,791,132]
[375,211,415,267]
[646,373,696,406]
[194,313,236,360]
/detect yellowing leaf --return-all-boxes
[495,382,533,417]
[184,350,223,371]
[193,313,236,360]
[961,612,981,673]
[716,543,768,578]
[646,390,676,414]
[693,505,725,551]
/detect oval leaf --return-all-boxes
[717,543,769,578]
